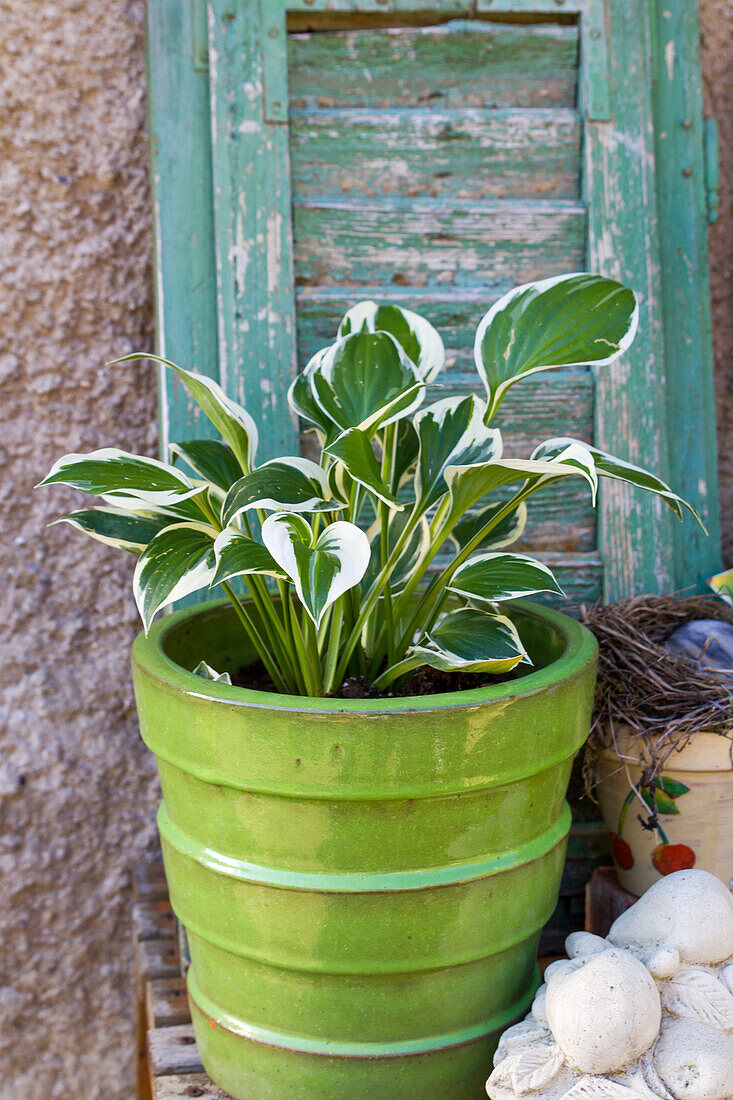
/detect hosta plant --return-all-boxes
[39,274,700,697]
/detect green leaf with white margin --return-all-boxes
[170,440,243,493]
[99,492,208,523]
[193,660,232,686]
[444,443,598,527]
[448,552,564,604]
[392,418,420,492]
[448,500,528,553]
[261,513,370,626]
[709,567,733,606]
[338,301,445,383]
[311,331,425,434]
[533,437,703,525]
[409,607,529,674]
[325,428,403,508]
[287,348,337,441]
[475,274,638,421]
[37,448,204,507]
[414,394,503,511]
[222,458,332,524]
[212,527,286,586]
[133,523,217,633]
[50,507,173,553]
[112,353,258,472]
[363,510,430,595]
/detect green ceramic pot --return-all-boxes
[132,598,597,1100]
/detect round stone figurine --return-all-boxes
[486,870,733,1100]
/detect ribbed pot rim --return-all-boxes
[132,597,597,716]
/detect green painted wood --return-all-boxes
[584,0,675,600]
[293,199,586,290]
[290,107,581,202]
[146,0,219,456]
[649,0,722,588]
[287,21,579,110]
[207,0,299,462]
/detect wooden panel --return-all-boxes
[208,0,300,461]
[146,0,219,454]
[293,199,586,289]
[133,859,169,904]
[146,978,191,1029]
[288,21,579,109]
[585,0,675,599]
[148,1025,204,1077]
[154,1074,232,1100]
[650,0,721,587]
[290,107,581,201]
[134,900,177,942]
[136,938,181,983]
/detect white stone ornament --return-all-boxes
[486,870,733,1100]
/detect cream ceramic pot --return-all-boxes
[597,727,733,895]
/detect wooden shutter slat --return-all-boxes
[293,199,586,289]
[585,0,675,598]
[146,0,219,455]
[290,107,581,202]
[288,21,579,109]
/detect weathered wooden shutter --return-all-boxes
[146,0,721,603]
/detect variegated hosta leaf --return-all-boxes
[112,353,258,472]
[133,523,217,633]
[392,418,420,492]
[222,458,332,524]
[169,439,243,493]
[311,330,425,434]
[363,511,430,595]
[475,273,638,421]
[709,567,733,606]
[445,443,598,526]
[533,437,701,524]
[337,300,445,383]
[287,348,336,440]
[413,394,503,510]
[325,428,402,508]
[448,500,528,553]
[50,507,173,553]
[212,528,286,586]
[37,448,202,507]
[409,607,528,674]
[193,660,232,686]
[448,552,564,604]
[660,967,733,1031]
[261,513,370,626]
[100,491,210,523]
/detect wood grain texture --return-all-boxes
[154,1074,233,1100]
[136,937,182,983]
[146,0,219,453]
[585,0,675,599]
[288,20,579,109]
[148,1025,204,1077]
[650,0,721,586]
[209,0,300,461]
[290,107,581,201]
[146,978,191,1030]
[134,900,177,942]
[293,199,586,289]
[133,860,169,904]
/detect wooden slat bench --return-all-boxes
[133,860,636,1099]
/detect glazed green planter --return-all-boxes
[132,598,597,1100]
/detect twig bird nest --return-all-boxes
[579,595,733,790]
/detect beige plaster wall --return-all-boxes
[0,1,730,1097]
[0,2,160,1096]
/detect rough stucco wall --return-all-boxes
[0,2,731,1098]
[701,0,733,564]
[0,1,160,1097]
